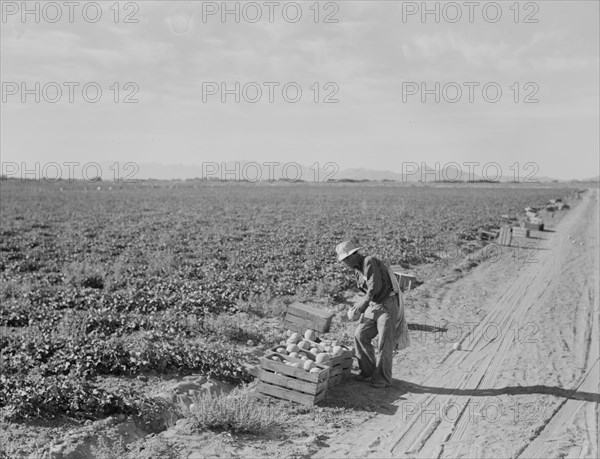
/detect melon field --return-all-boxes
[0,180,586,457]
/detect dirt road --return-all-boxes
[317,189,599,458]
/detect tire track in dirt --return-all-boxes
[316,190,598,459]
[517,190,599,459]
[403,262,554,458]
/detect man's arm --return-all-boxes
[355,257,382,313]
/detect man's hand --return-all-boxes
[347,298,369,321]
[355,298,369,314]
[347,305,362,321]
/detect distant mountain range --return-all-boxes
[82,161,592,183]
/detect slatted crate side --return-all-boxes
[284,314,330,333]
[282,321,308,335]
[259,369,328,395]
[340,356,353,374]
[328,354,353,371]
[393,272,417,292]
[258,353,331,406]
[525,222,544,231]
[284,303,334,334]
[285,312,330,328]
[327,375,343,388]
[327,369,342,388]
[326,354,354,385]
[328,366,343,377]
[257,382,327,406]
[260,354,329,383]
[512,227,530,238]
[498,227,512,246]
[398,273,417,292]
[287,302,334,321]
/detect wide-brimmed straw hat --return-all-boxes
[335,241,361,261]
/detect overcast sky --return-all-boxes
[1,1,598,180]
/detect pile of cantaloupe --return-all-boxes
[268,353,321,373]
[274,329,346,371]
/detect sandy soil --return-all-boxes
[2,188,597,458]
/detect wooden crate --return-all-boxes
[512,227,530,238]
[392,272,417,292]
[284,302,334,333]
[498,227,512,246]
[257,353,330,406]
[399,273,416,292]
[479,229,499,241]
[525,222,544,231]
[266,343,354,388]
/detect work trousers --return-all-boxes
[353,294,398,385]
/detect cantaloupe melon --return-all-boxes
[304,329,317,341]
[298,340,311,350]
[286,344,300,353]
[316,353,331,364]
[287,333,300,344]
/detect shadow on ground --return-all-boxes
[321,376,599,418]
[396,380,600,403]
